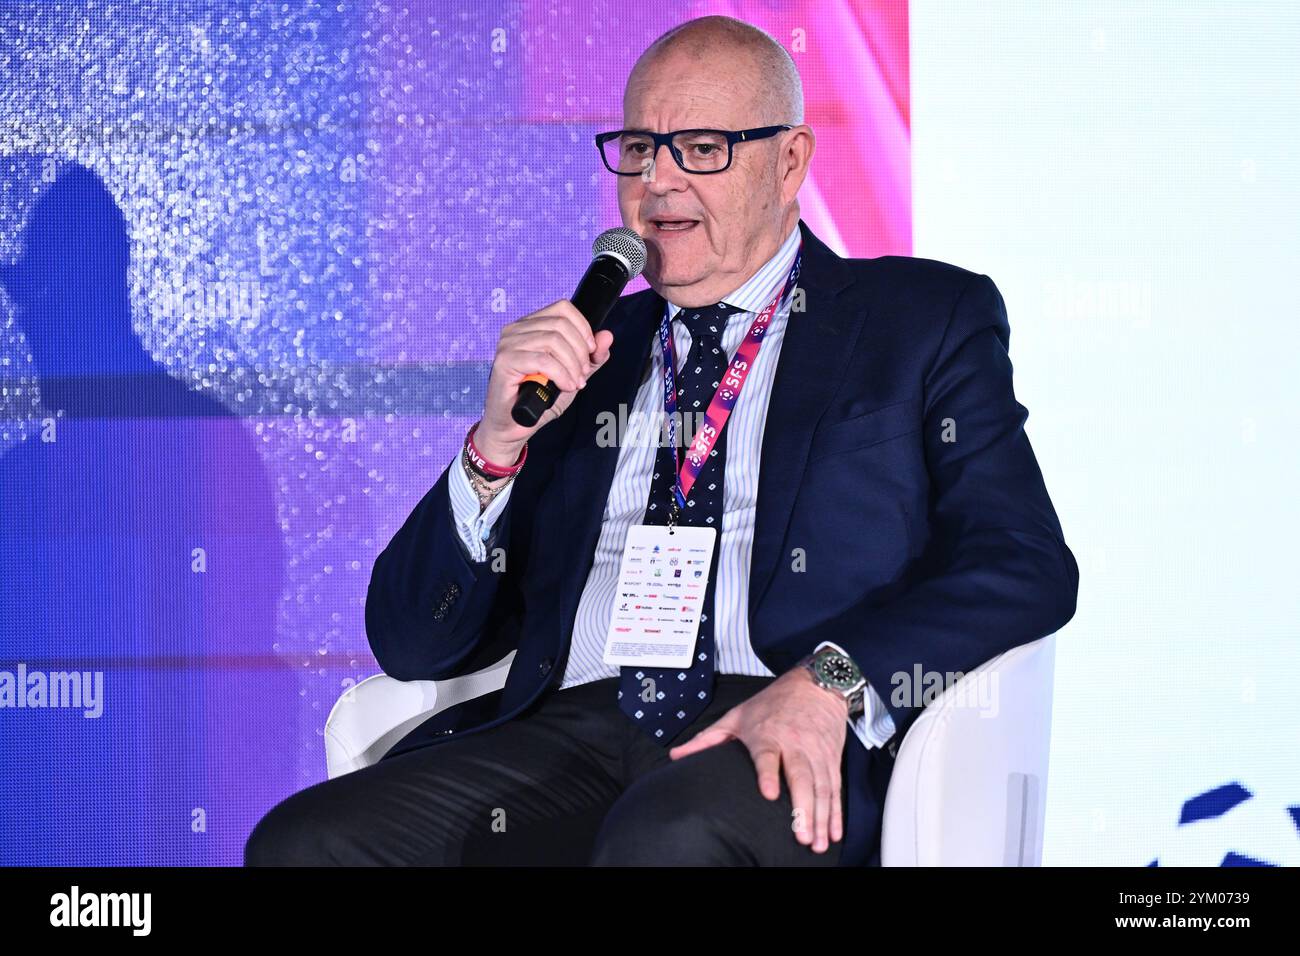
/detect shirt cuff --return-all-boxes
[814,640,897,751]
[447,448,514,563]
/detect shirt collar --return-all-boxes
[664,222,802,320]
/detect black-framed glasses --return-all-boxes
[595,126,792,176]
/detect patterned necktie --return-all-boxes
[618,301,741,744]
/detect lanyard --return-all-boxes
[657,243,803,528]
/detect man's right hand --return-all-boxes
[474,299,615,466]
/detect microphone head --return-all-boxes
[592,227,647,280]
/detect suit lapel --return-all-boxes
[556,289,662,635]
[746,221,863,633]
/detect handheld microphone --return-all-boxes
[510,227,648,427]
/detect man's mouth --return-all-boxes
[649,218,700,233]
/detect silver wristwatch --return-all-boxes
[800,647,867,718]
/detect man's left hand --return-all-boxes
[668,666,848,853]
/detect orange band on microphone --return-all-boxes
[520,372,550,385]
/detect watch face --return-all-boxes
[815,653,858,691]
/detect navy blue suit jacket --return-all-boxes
[365,220,1079,866]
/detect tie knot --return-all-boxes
[675,302,742,341]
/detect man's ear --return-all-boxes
[780,124,815,205]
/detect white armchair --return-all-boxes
[324,634,1057,866]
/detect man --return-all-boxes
[246,15,1078,867]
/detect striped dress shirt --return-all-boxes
[447,224,896,750]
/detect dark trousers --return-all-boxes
[245,674,851,866]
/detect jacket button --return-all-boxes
[538,658,552,676]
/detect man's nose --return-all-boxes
[641,143,689,193]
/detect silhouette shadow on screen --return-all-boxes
[0,161,299,865]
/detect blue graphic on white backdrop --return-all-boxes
[1148,783,1300,867]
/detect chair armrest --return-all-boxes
[881,633,1058,866]
[324,651,515,778]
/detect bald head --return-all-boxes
[630,16,804,125]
